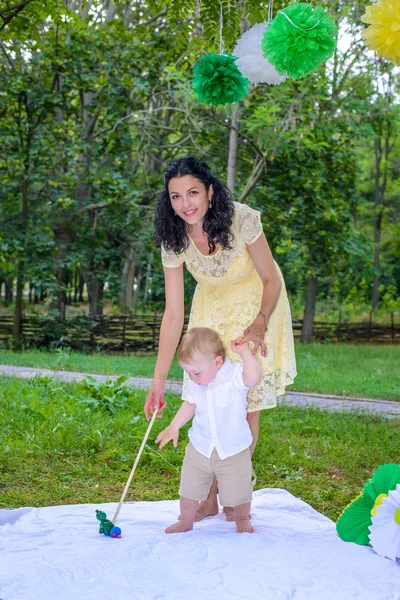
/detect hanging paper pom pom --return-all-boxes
[192,53,249,106]
[261,2,337,80]
[361,0,400,66]
[232,21,287,85]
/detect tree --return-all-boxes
[1,0,399,342]
[0,0,79,39]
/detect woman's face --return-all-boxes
[168,175,213,228]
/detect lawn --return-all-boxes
[1,375,399,521]
[0,343,399,400]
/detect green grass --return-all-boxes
[0,343,399,400]
[0,347,183,380]
[291,344,400,401]
[1,376,398,521]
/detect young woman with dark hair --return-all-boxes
[145,156,296,522]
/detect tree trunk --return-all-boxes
[227,104,239,195]
[371,77,393,312]
[239,158,265,203]
[5,279,13,302]
[123,1,131,27]
[67,269,72,304]
[87,279,104,317]
[13,260,25,346]
[51,225,71,321]
[50,61,70,321]
[133,265,142,315]
[73,267,78,303]
[372,134,383,313]
[226,18,250,196]
[143,258,152,308]
[300,275,317,344]
[119,245,136,313]
[371,208,383,312]
[52,265,67,321]
[78,269,85,302]
[13,178,28,347]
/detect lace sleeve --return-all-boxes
[161,244,185,268]
[237,204,263,245]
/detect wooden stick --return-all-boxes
[112,408,159,524]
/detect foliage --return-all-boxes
[0,0,399,329]
[78,375,132,414]
[0,0,80,41]
[264,127,357,279]
[147,0,272,55]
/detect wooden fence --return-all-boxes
[0,313,398,352]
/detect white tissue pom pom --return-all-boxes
[233,21,287,85]
[235,54,287,85]
[234,22,268,55]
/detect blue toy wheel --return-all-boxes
[110,526,122,538]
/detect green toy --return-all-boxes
[96,509,122,538]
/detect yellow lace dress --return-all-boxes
[161,202,297,412]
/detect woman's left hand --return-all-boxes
[240,314,267,357]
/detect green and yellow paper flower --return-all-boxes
[336,463,400,546]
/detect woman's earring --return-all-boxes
[174,211,177,216]
[208,198,212,209]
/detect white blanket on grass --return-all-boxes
[1,488,399,600]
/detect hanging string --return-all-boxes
[277,9,321,31]
[219,3,225,55]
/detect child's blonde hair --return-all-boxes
[177,327,226,364]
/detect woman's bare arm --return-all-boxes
[144,265,185,419]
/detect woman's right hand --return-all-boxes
[144,381,167,421]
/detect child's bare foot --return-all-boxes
[224,507,251,522]
[178,500,219,522]
[235,517,254,534]
[223,507,235,522]
[193,500,219,522]
[165,520,193,534]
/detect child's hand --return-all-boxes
[231,336,250,356]
[156,426,179,449]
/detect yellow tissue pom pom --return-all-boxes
[361,0,400,65]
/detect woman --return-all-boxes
[144,156,296,521]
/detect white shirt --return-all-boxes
[185,358,252,460]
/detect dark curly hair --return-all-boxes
[154,156,235,255]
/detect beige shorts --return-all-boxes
[179,442,252,508]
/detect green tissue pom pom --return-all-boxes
[192,53,249,106]
[261,2,337,80]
